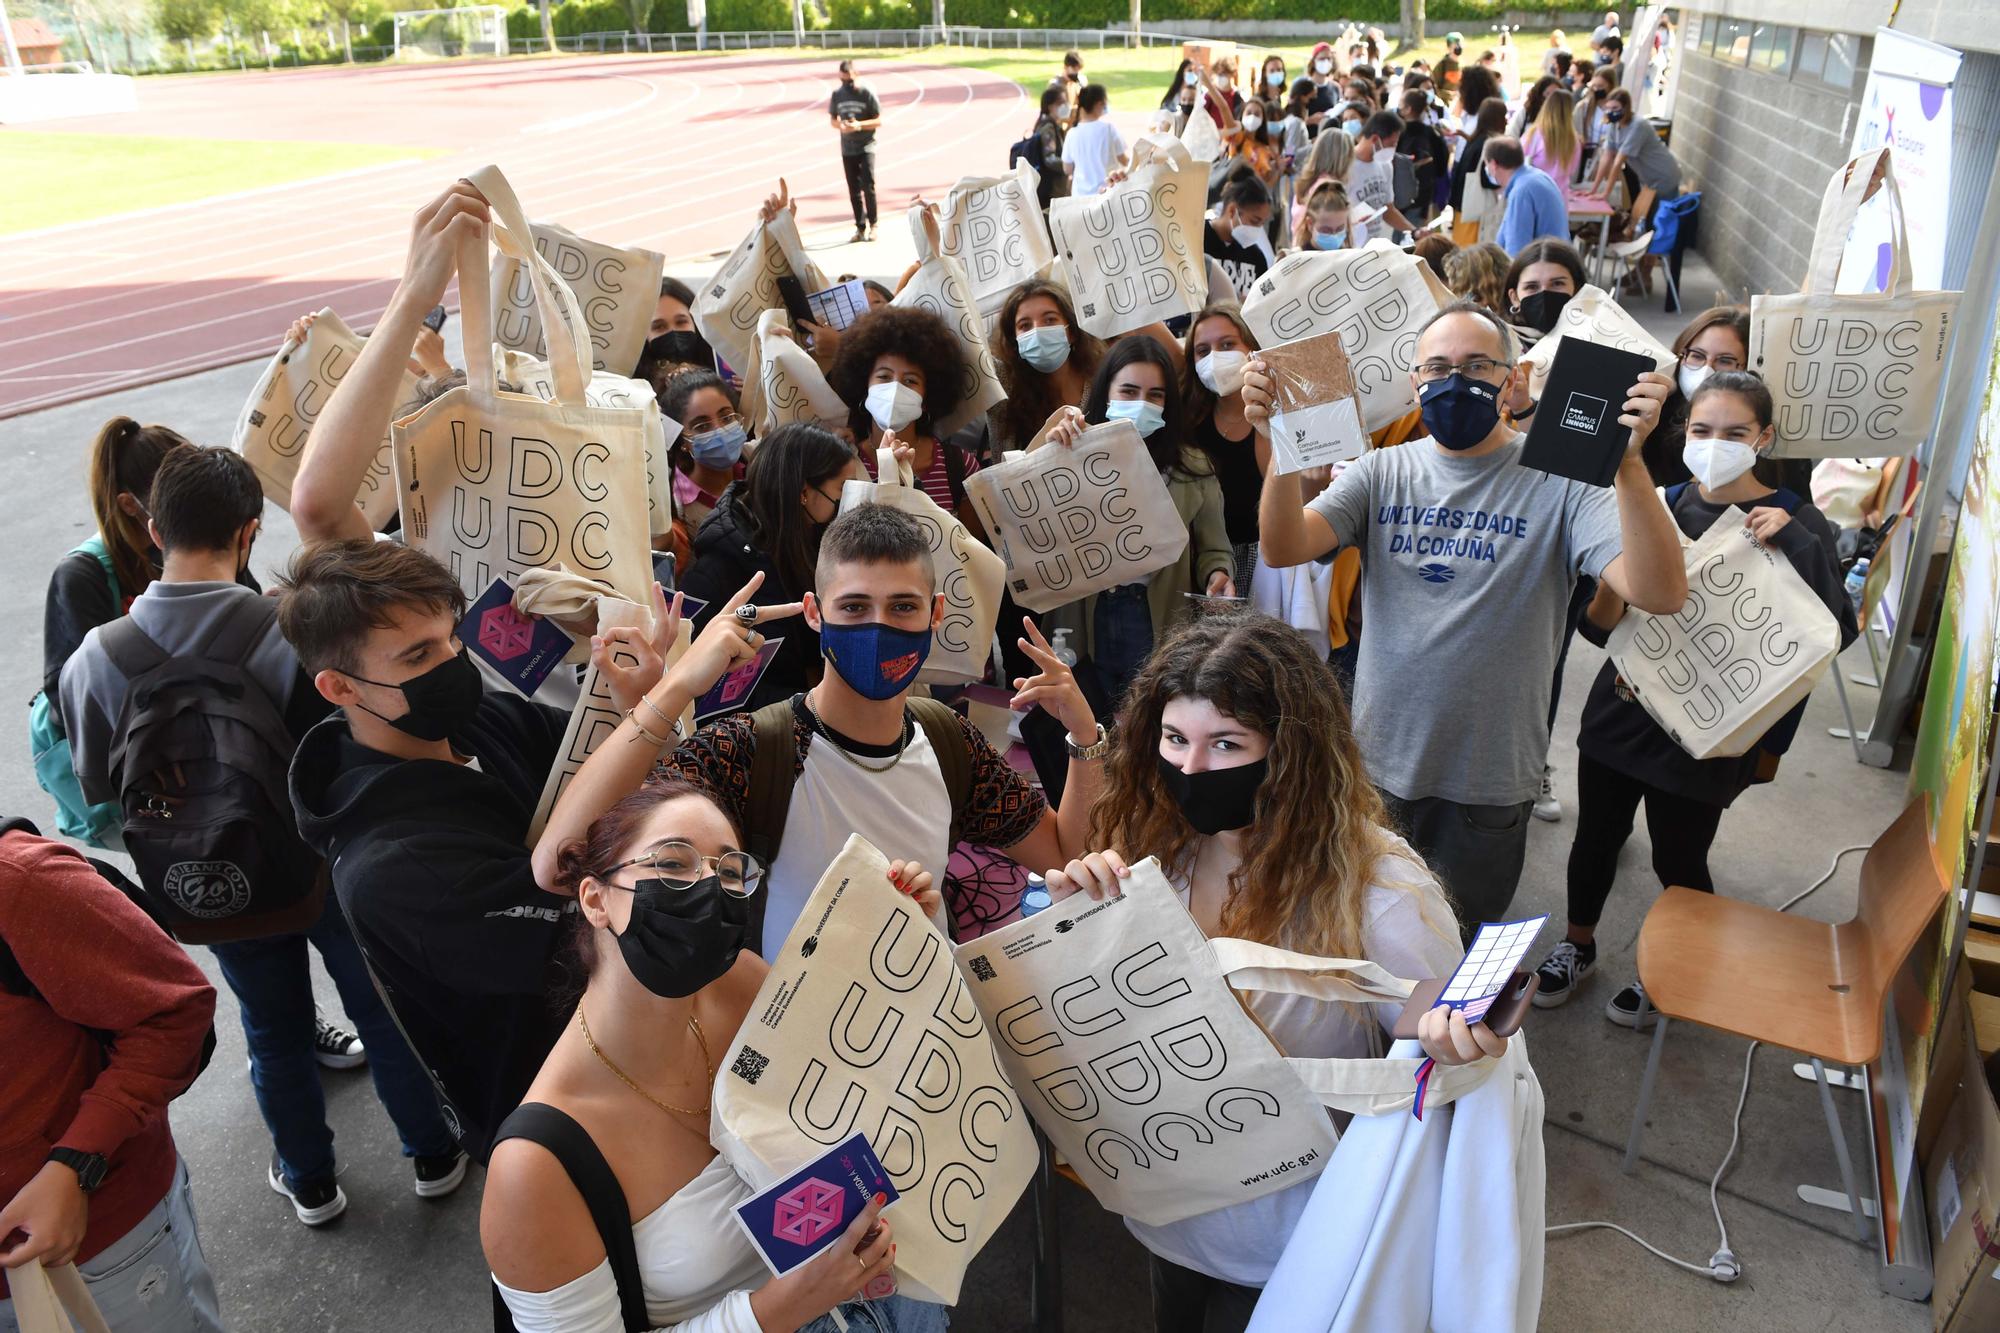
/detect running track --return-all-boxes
[0,52,1030,417]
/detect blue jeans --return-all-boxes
[1091,583,1155,709]
[0,1159,220,1332]
[210,892,455,1188]
[803,1293,950,1333]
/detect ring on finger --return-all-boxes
[734,604,760,626]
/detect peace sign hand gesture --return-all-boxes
[1011,617,1098,745]
[593,580,683,718]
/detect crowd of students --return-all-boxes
[3,16,1884,1333]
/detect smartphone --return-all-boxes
[774,274,815,328]
[422,305,448,333]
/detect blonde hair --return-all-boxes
[1297,127,1354,194]
[1443,242,1510,313]
[1294,178,1352,251]
[1532,87,1580,176]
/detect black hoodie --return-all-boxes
[681,483,820,717]
[289,692,572,1160]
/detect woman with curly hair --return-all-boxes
[827,304,981,529]
[988,278,1103,458]
[1041,612,1497,1333]
[1441,240,1510,315]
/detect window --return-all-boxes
[1714,19,1751,66]
[1690,14,1712,54]
[1750,25,1795,75]
[1796,31,1828,81]
[1822,33,1860,90]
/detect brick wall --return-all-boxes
[1670,46,1865,302]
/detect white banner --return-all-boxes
[1840,27,1961,294]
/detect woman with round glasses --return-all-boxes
[1637,306,1751,488]
[489,580,949,1332]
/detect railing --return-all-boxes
[549,26,1192,56]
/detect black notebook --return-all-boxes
[1519,339,1657,487]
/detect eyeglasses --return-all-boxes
[1414,356,1508,384]
[688,412,743,433]
[597,840,764,898]
[1680,349,1744,372]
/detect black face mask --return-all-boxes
[1156,756,1270,836]
[1514,288,1573,334]
[612,875,756,999]
[347,647,483,743]
[645,329,712,369]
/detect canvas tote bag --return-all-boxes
[1607,506,1841,759]
[694,204,827,379]
[953,857,1506,1227]
[393,165,655,607]
[962,419,1190,613]
[1048,136,1209,339]
[1241,240,1452,432]
[892,207,1008,437]
[496,345,676,539]
[841,447,1004,685]
[711,834,1039,1306]
[1519,282,1676,398]
[1181,86,1224,162]
[492,220,665,375]
[938,161,1060,319]
[233,308,421,530]
[1751,147,1961,459]
[8,1259,112,1333]
[754,308,848,433]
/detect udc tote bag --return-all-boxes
[8,1259,112,1333]
[392,165,655,607]
[892,207,1008,437]
[1048,136,1209,339]
[938,161,1060,320]
[1751,147,1961,459]
[491,220,664,376]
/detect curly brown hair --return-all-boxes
[990,279,1104,451]
[1090,613,1453,969]
[827,304,967,442]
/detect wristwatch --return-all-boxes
[47,1148,109,1194]
[1065,723,1113,762]
[1512,397,1539,418]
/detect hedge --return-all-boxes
[831,1,1574,25]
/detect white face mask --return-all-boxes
[1230,224,1270,256]
[1242,113,1264,132]
[1315,58,1334,75]
[1677,361,1713,400]
[1055,103,1070,120]
[1682,438,1760,490]
[1267,69,1285,87]
[1216,76,1233,92]
[1195,350,1248,396]
[865,380,923,432]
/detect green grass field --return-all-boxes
[0,133,439,234]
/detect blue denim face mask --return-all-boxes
[1418,373,1503,451]
[1104,398,1167,439]
[819,620,933,700]
[686,420,747,469]
[1016,325,1072,374]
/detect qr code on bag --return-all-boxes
[731,1047,770,1085]
[967,955,996,982]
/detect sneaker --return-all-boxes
[1532,940,1595,1008]
[864,224,877,242]
[413,1151,469,1200]
[268,1154,347,1226]
[1531,765,1561,822]
[1605,979,1658,1030]
[313,1015,366,1070]
[851,227,868,244]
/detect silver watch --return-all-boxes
[1065,723,1112,761]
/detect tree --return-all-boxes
[319,0,362,59]
[152,0,221,43]
[538,0,554,51]
[1395,0,1425,56]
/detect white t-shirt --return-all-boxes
[1062,117,1129,198]
[1344,152,1397,241]
[1123,835,1463,1287]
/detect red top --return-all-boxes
[0,831,214,1290]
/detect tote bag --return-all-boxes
[754,308,848,432]
[1751,148,1961,459]
[492,220,665,376]
[1241,241,1452,432]
[233,308,420,530]
[1607,506,1841,759]
[954,857,1505,1226]
[938,162,1060,320]
[711,834,1039,1306]
[392,165,655,607]
[1181,87,1223,162]
[841,447,1004,685]
[892,207,1008,437]
[962,419,1190,613]
[496,346,676,539]
[1048,136,1209,339]
[8,1259,112,1333]
[1520,283,1675,399]
[694,206,827,379]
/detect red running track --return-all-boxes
[0,52,1030,418]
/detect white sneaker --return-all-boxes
[1532,765,1562,822]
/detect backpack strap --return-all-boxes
[202,593,281,666]
[908,697,974,831]
[940,440,969,511]
[742,700,801,870]
[491,1104,649,1333]
[75,535,121,606]
[95,616,171,683]
[1768,486,1805,514]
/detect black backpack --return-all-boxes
[1008,128,1041,173]
[99,596,320,944]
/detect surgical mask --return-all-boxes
[646,329,712,367]
[1016,324,1072,373]
[1104,398,1167,439]
[1266,69,1285,87]
[1195,350,1248,396]
[1184,69,1199,86]
[819,620,933,701]
[865,380,923,432]
[1242,113,1264,132]
[1231,223,1270,254]
[1054,103,1070,120]
[1156,756,1270,836]
[345,647,483,743]
[1418,373,1503,451]
[1683,439,1760,490]
[611,875,756,999]
[686,420,747,469]
[1514,289,1572,334]
[1312,228,1347,250]
[1677,361,1712,400]
[1315,58,1333,75]
[1215,76,1233,93]
[1342,118,1363,136]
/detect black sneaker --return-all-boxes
[268,1154,347,1226]
[313,1015,366,1070]
[1532,940,1595,1008]
[413,1151,469,1200]
[1605,979,1658,1030]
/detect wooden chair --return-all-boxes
[1621,798,1947,1241]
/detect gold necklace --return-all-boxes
[577,1006,713,1118]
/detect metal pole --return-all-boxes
[0,0,24,75]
